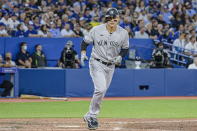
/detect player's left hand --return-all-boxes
[113,55,122,65]
[81,52,88,66]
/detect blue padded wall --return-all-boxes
[19,69,65,97]
[106,69,134,97]
[66,69,94,97]
[66,69,135,97]
[17,69,197,97]
[165,69,197,96]
[133,69,165,96]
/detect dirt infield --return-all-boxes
[1,96,197,103]
[0,118,197,131]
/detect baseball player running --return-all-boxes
[81,8,129,130]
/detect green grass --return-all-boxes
[0,99,197,118]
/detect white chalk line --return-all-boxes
[56,125,80,128]
[108,119,197,124]
[51,119,197,124]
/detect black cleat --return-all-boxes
[83,116,98,130]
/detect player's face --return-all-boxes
[106,16,120,27]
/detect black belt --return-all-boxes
[94,58,113,66]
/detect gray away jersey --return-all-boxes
[84,24,129,63]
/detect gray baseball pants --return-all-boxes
[85,58,115,118]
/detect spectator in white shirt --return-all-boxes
[185,36,197,56]
[8,14,19,30]
[134,26,149,38]
[3,52,16,67]
[188,56,197,69]
[38,25,52,37]
[61,23,75,37]
[0,23,9,37]
[173,33,186,52]
[0,13,9,27]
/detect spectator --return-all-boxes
[61,23,75,37]
[8,14,19,30]
[3,52,16,68]
[90,15,100,27]
[0,13,9,27]
[0,0,195,41]
[73,24,84,37]
[0,23,9,37]
[173,33,186,52]
[161,24,175,43]
[38,25,51,37]
[31,44,47,68]
[174,24,185,39]
[25,24,39,37]
[160,5,174,25]
[0,54,4,67]
[58,41,80,68]
[83,8,92,22]
[125,26,134,38]
[134,26,149,38]
[56,19,63,30]
[13,24,26,37]
[49,23,61,38]
[21,17,31,31]
[32,16,41,30]
[0,80,13,97]
[81,23,92,37]
[185,36,197,57]
[188,56,197,69]
[135,0,146,13]
[149,18,159,39]
[120,16,132,31]
[185,33,191,45]
[16,42,32,68]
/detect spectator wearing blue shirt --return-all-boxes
[174,24,185,39]
[133,19,145,32]
[185,2,196,17]
[32,16,41,30]
[25,24,39,37]
[83,9,92,22]
[120,16,132,31]
[160,6,174,25]
[13,24,26,37]
[49,23,61,38]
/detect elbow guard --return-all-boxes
[119,48,129,57]
[81,40,89,51]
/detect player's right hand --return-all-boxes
[81,52,88,66]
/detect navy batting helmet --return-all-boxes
[105,8,120,19]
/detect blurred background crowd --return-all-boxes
[0,0,196,41]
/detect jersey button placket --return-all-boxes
[106,34,111,61]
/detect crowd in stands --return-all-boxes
[0,0,196,68]
[0,0,196,39]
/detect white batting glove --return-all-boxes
[81,52,88,66]
[113,55,122,65]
